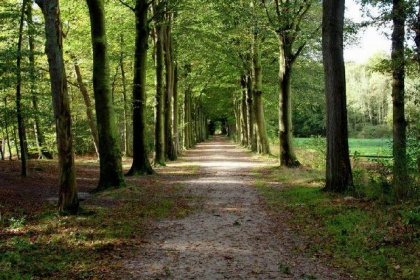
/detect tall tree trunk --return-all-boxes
[0,138,4,160]
[182,64,192,149]
[173,64,180,154]
[247,74,256,151]
[119,34,131,157]
[27,3,53,160]
[189,90,195,146]
[278,34,299,167]
[391,0,408,198]
[253,32,270,154]
[13,125,20,160]
[163,16,177,161]
[412,0,420,174]
[240,75,248,146]
[36,0,79,213]
[74,63,99,157]
[322,0,353,192]
[16,0,28,176]
[4,97,13,160]
[234,97,242,143]
[152,10,165,166]
[183,87,190,149]
[86,0,126,190]
[127,0,154,175]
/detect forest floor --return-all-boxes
[122,136,351,279]
[0,136,354,279]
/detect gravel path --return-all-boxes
[124,136,351,279]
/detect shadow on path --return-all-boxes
[124,136,351,279]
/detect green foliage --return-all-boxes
[291,60,326,138]
[399,205,420,232]
[8,216,26,229]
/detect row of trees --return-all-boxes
[1,0,212,212]
[0,0,418,213]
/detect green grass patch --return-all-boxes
[293,137,392,157]
[256,166,420,280]
[0,183,192,279]
[348,138,392,157]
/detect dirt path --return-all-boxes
[124,136,350,279]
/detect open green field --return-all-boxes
[293,137,392,157]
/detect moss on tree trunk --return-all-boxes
[86,0,125,190]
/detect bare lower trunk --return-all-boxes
[36,0,79,213]
[322,0,353,192]
[391,0,408,198]
[163,19,177,161]
[4,98,13,160]
[173,64,180,154]
[278,66,298,166]
[252,33,270,154]
[240,75,248,146]
[127,0,154,175]
[16,0,28,176]
[120,35,131,156]
[28,3,52,160]
[152,16,165,166]
[86,0,126,190]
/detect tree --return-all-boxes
[261,0,321,167]
[163,11,177,161]
[86,0,126,191]
[16,0,28,176]
[251,1,270,154]
[151,0,166,166]
[391,0,408,197]
[125,0,155,175]
[73,62,100,157]
[27,2,53,160]
[322,0,353,192]
[35,0,79,213]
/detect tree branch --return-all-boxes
[118,0,135,12]
[261,0,276,28]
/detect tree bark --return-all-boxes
[27,3,53,160]
[119,34,131,156]
[0,137,4,160]
[252,33,270,154]
[411,0,420,174]
[278,34,299,167]
[36,0,79,213]
[240,75,248,146]
[391,0,408,198]
[183,87,191,149]
[163,15,177,160]
[246,74,256,151]
[16,0,28,176]
[173,64,180,154]
[86,0,126,190]
[322,0,353,192]
[127,0,154,175]
[3,97,13,160]
[74,63,99,157]
[151,7,165,166]
[189,89,195,146]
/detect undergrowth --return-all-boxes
[0,183,192,279]
[256,166,420,280]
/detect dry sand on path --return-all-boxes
[124,136,351,280]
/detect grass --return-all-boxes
[292,137,392,156]
[0,169,195,279]
[348,138,392,156]
[256,165,420,280]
